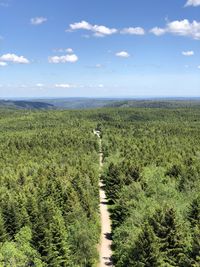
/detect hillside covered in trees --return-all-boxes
[0,109,100,266]
[0,106,200,266]
[2,98,200,110]
[100,108,200,266]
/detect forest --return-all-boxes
[0,109,100,266]
[0,106,200,266]
[100,108,200,266]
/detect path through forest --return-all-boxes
[94,130,113,267]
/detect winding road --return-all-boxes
[94,130,113,267]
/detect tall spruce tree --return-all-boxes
[44,209,71,267]
[188,196,200,228]
[149,208,189,266]
[190,226,200,266]
[126,223,161,267]
[0,210,7,243]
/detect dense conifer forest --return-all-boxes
[0,106,200,266]
[100,108,200,266]
[0,109,100,266]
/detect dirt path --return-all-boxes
[94,130,113,267]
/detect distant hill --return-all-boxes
[0,100,54,110]
[35,98,117,109]
[1,98,200,110]
[105,99,200,109]
[36,98,200,110]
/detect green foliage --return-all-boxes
[1,106,200,266]
[125,223,161,267]
[44,209,71,266]
[188,196,200,228]
[150,208,189,266]
[0,226,43,267]
[0,110,100,266]
[100,107,200,266]
[191,226,200,265]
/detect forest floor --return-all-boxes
[94,130,113,267]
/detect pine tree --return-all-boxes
[0,226,44,267]
[191,226,200,266]
[149,208,189,266]
[126,223,161,267]
[104,162,122,203]
[3,197,19,238]
[188,196,200,228]
[44,209,71,267]
[0,210,7,242]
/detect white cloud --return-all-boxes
[70,21,93,31]
[182,50,194,56]
[198,65,200,69]
[68,20,149,37]
[92,25,117,36]
[0,53,30,64]
[185,0,200,6]
[121,27,145,35]
[36,83,44,87]
[48,54,78,63]
[55,84,75,88]
[150,27,166,36]
[66,48,73,53]
[0,61,7,66]
[98,84,104,88]
[31,17,47,25]
[150,19,200,40]
[69,20,117,37]
[53,48,74,53]
[167,20,200,39]
[116,51,130,58]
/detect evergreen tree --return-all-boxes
[0,226,44,267]
[126,223,160,267]
[190,225,200,266]
[104,162,123,203]
[0,211,7,243]
[149,208,188,266]
[44,209,71,267]
[188,196,200,228]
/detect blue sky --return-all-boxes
[0,0,200,98]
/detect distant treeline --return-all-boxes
[106,99,200,109]
[2,98,200,110]
[0,100,54,110]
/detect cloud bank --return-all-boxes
[120,27,145,35]
[69,21,145,37]
[0,53,30,64]
[69,21,117,37]
[182,50,194,56]
[49,54,78,63]
[55,84,75,88]
[0,61,7,66]
[185,0,200,7]
[151,19,200,40]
